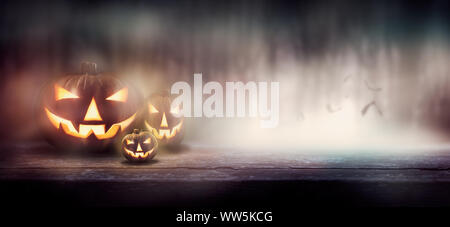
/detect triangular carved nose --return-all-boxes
[84,98,103,121]
[161,112,168,127]
[137,144,143,152]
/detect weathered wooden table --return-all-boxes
[1,142,449,207]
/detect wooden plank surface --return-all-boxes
[1,142,449,182]
[1,142,450,207]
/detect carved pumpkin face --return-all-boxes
[39,62,141,150]
[121,129,158,162]
[144,91,184,145]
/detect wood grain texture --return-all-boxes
[1,142,449,182]
[1,142,450,207]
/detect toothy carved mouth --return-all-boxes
[45,108,136,140]
[124,147,155,158]
[145,120,183,140]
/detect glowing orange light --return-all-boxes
[124,147,153,158]
[143,138,151,144]
[84,98,103,121]
[149,104,159,113]
[45,107,136,140]
[79,124,105,137]
[161,113,168,127]
[54,85,79,100]
[136,144,143,152]
[145,120,183,140]
[106,87,128,102]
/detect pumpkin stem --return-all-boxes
[81,62,97,75]
[133,129,140,134]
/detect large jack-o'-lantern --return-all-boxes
[144,91,184,145]
[38,62,141,151]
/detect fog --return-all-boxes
[1,0,449,151]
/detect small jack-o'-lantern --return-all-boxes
[121,129,158,162]
[144,91,184,145]
[38,62,142,151]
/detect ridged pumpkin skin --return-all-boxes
[121,129,158,162]
[38,62,142,152]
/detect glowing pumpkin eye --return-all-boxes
[106,87,128,102]
[149,104,159,113]
[170,105,180,115]
[55,84,79,101]
[126,139,134,145]
[143,138,151,144]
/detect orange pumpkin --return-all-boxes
[121,129,158,162]
[38,62,142,151]
[144,91,184,145]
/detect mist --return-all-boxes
[1,0,449,151]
